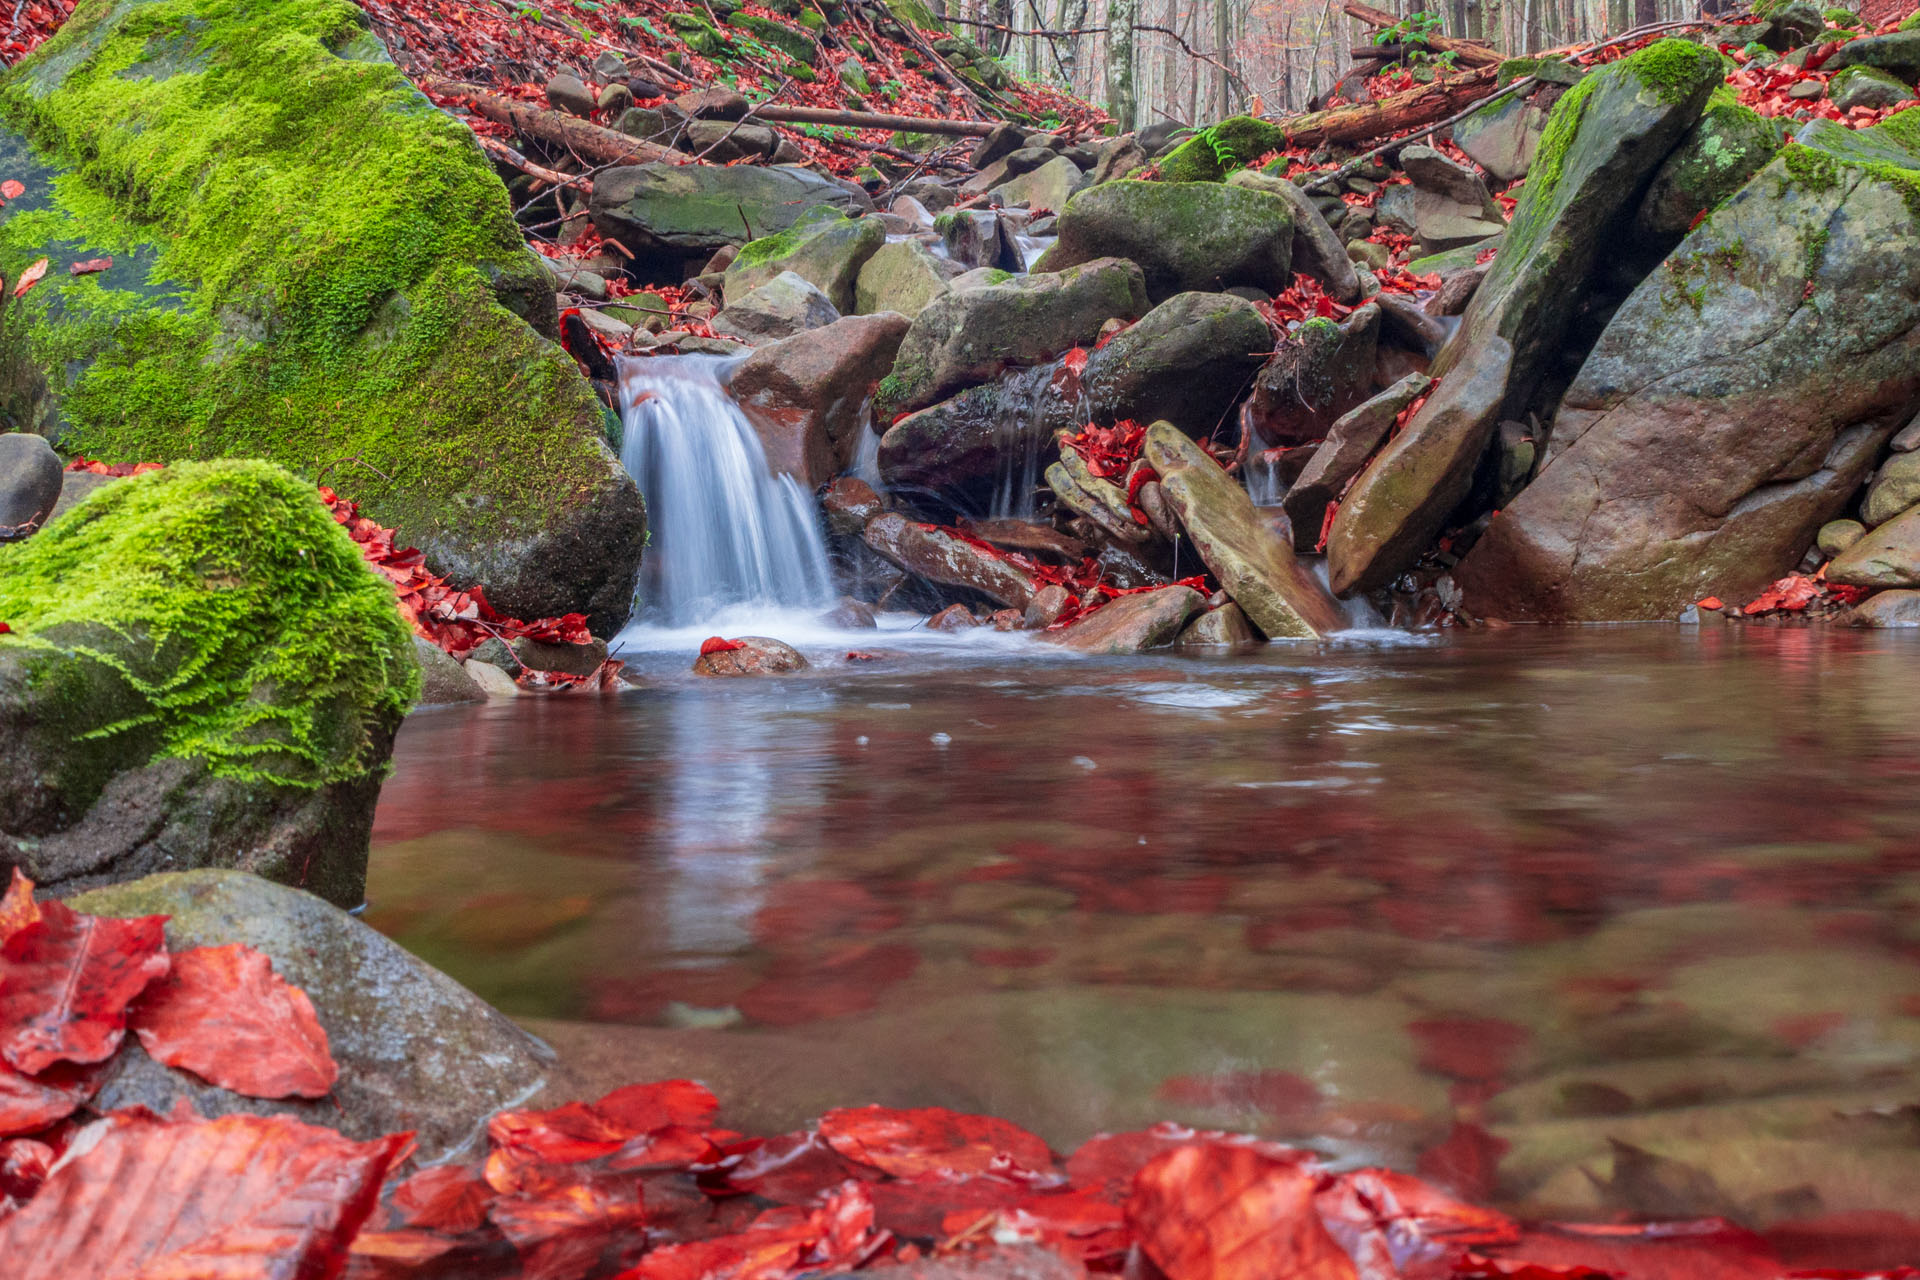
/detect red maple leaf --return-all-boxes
[819,1104,1054,1179]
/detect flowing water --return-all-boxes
[616,354,833,627]
[371,627,1920,1243]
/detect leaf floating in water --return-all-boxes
[1126,1141,1356,1280]
[819,1104,1055,1179]
[130,943,338,1099]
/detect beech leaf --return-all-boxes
[131,943,338,1099]
[818,1104,1055,1179]
[12,257,48,298]
[1126,1142,1358,1280]
[0,897,169,1075]
[0,1059,101,1138]
[0,867,39,945]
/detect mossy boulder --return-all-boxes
[724,11,815,63]
[1329,39,1725,596]
[667,11,729,58]
[0,460,415,905]
[1036,180,1295,304]
[1158,115,1288,183]
[0,0,646,635]
[1634,86,1781,240]
[1456,115,1920,620]
[1821,30,1920,81]
[1828,64,1915,111]
[853,238,960,317]
[725,209,887,314]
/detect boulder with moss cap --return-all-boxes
[0,460,417,906]
[0,0,645,634]
[1036,180,1294,303]
[724,210,887,314]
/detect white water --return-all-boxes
[615,353,833,628]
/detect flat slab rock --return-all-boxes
[1048,586,1204,653]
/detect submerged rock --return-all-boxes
[733,313,911,487]
[1457,116,1920,619]
[69,870,553,1162]
[1035,180,1294,303]
[0,432,61,536]
[1143,423,1347,638]
[0,462,416,906]
[1049,585,1204,653]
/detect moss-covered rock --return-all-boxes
[589,162,869,265]
[0,0,644,634]
[1158,115,1288,183]
[0,460,415,905]
[723,11,815,63]
[1823,30,1920,81]
[1036,180,1295,303]
[1828,64,1914,111]
[1635,86,1781,240]
[725,209,886,313]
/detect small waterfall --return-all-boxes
[616,354,833,627]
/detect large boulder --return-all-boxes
[0,431,61,535]
[1035,180,1294,303]
[873,257,1147,419]
[724,211,887,314]
[69,870,554,1162]
[0,3,644,635]
[994,155,1085,214]
[854,239,961,317]
[863,512,1035,607]
[1452,92,1549,182]
[1280,373,1431,550]
[1225,169,1362,303]
[1328,39,1726,596]
[1633,88,1781,242]
[1822,30,1920,82]
[1244,305,1381,446]
[1455,117,1920,620]
[1829,504,1920,589]
[732,312,911,487]
[1049,585,1204,653]
[590,162,868,264]
[0,462,417,907]
[1142,423,1347,638]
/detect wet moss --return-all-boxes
[1159,115,1287,182]
[0,459,415,786]
[1628,38,1723,107]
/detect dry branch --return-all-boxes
[1277,66,1498,149]
[752,104,998,136]
[1342,2,1504,68]
[426,78,697,166]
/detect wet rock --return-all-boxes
[1452,92,1547,182]
[590,163,867,260]
[1373,291,1451,355]
[823,597,878,628]
[1822,30,1920,81]
[1050,585,1204,653]
[69,870,556,1162]
[692,636,811,676]
[822,476,884,535]
[939,210,1018,272]
[1829,65,1913,111]
[854,239,960,318]
[1332,39,1725,597]
[874,256,1146,418]
[1047,451,1148,546]
[1634,92,1781,242]
[511,635,609,677]
[732,312,911,488]
[927,603,981,630]
[725,211,886,314]
[1828,503,1920,588]
[994,155,1085,214]
[863,512,1036,608]
[1036,180,1294,304]
[1863,450,1920,526]
[0,432,62,537]
[0,463,413,908]
[711,271,842,344]
[464,659,520,698]
[1281,373,1431,550]
[1246,304,1381,446]
[1846,588,1920,625]
[1226,169,1362,303]
[876,369,1053,501]
[962,519,1086,563]
[989,608,1023,630]
[1176,602,1260,646]
[412,638,485,707]
[1084,292,1274,438]
[545,73,597,117]
[1023,583,1070,628]
[1143,423,1347,638]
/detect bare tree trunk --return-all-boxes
[1633,0,1657,25]
[1107,0,1138,131]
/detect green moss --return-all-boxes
[1627,37,1723,107]
[1159,115,1286,182]
[724,12,814,63]
[1497,56,1540,87]
[0,459,414,786]
[1822,8,1860,26]
[1903,8,1920,30]
[1521,70,1600,212]
[1803,224,1830,277]
[666,11,728,58]
[982,268,1014,284]
[0,0,609,549]
[1876,103,1920,150]
[1782,141,1842,190]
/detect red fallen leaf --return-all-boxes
[0,1135,52,1201]
[1745,574,1821,613]
[0,867,38,943]
[0,896,169,1075]
[1327,1166,1518,1245]
[1126,1141,1358,1280]
[1697,596,1725,611]
[131,942,337,1099]
[820,1104,1055,1179]
[939,1188,1130,1262]
[701,636,747,655]
[722,1129,874,1203]
[1407,1016,1530,1082]
[389,1161,493,1233]
[1474,1219,1781,1280]
[608,1123,720,1171]
[877,1172,1033,1239]
[0,1059,100,1138]
[346,1227,463,1271]
[491,1171,648,1280]
[1065,1124,1308,1198]
[66,257,110,276]
[0,179,22,199]
[11,257,47,298]
[596,1078,718,1134]
[1060,346,1088,375]
[619,1180,886,1280]
[0,1109,408,1279]
[491,1099,630,1164]
[1416,1121,1512,1202]
[846,650,882,662]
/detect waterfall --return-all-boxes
[616,353,833,627]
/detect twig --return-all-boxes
[479,135,590,190]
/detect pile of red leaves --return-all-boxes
[1058,420,1146,482]
[0,0,71,65]
[1698,567,1873,620]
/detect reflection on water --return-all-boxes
[369,628,1920,1235]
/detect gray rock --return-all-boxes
[854,239,961,318]
[545,73,597,117]
[1822,30,1920,82]
[1400,144,1496,207]
[711,271,842,344]
[1846,588,1920,626]
[1226,169,1362,303]
[511,634,609,676]
[0,432,63,537]
[1634,93,1782,241]
[1817,518,1867,556]
[1829,65,1915,111]
[70,869,555,1163]
[45,468,115,526]
[1412,191,1508,254]
[590,163,868,259]
[732,312,911,488]
[1452,92,1548,182]
[1035,179,1294,304]
[1281,373,1431,550]
[673,86,751,120]
[1863,450,1920,526]
[1830,503,1920,588]
[993,155,1085,214]
[412,637,485,707]
[1049,585,1203,653]
[463,659,520,698]
[971,121,1034,169]
[823,597,877,628]
[726,211,887,314]
[938,210,1018,272]
[682,119,780,164]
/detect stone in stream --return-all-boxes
[1846,588,1920,626]
[512,635,610,677]
[1817,519,1867,557]
[1047,450,1148,546]
[1081,292,1275,440]
[1048,585,1205,653]
[590,164,869,262]
[1280,373,1432,551]
[1862,451,1920,527]
[692,637,811,675]
[732,312,911,489]
[862,512,1036,609]
[1244,304,1381,446]
[1143,423,1347,639]
[823,597,878,628]
[710,271,842,344]
[411,638,485,707]
[68,870,555,1163]
[1023,583,1070,629]
[1176,602,1261,646]
[1632,89,1781,242]
[854,239,961,318]
[1034,180,1295,304]
[1329,39,1726,597]
[0,462,416,907]
[1827,503,1920,589]
[873,257,1147,420]
[927,603,981,631]
[993,155,1085,215]
[938,210,1019,272]
[822,476,885,536]
[1457,114,1920,620]
[0,432,62,536]
[724,210,888,314]
[1225,169,1363,304]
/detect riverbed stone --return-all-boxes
[822,476,884,535]
[1143,423,1347,638]
[1176,602,1260,646]
[69,869,554,1162]
[692,636,811,675]
[1330,39,1726,597]
[412,638,485,707]
[0,462,415,907]
[711,271,842,344]
[590,163,868,261]
[1828,503,1920,588]
[511,635,609,677]
[854,239,960,317]
[1457,115,1920,619]
[1049,585,1204,653]
[1035,180,1294,304]
[873,257,1147,419]
[733,312,911,487]
[1862,450,1920,526]
[993,155,1085,214]
[1280,373,1431,550]
[0,431,61,536]
[1082,292,1274,438]
[1817,518,1866,557]
[863,512,1036,608]
[1847,588,1920,625]
[1226,169,1362,303]
[726,210,887,314]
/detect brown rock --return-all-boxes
[927,603,981,630]
[1828,503,1920,589]
[673,86,750,120]
[1176,602,1260,646]
[1280,373,1431,551]
[1023,583,1070,628]
[1049,585,1203,653]
[822,476,883,536]
[863,513,1036,608]
[692,637,810,676]
[961,519,1087,562]
[511,635,610,677]
[1846,588,1920,626]
[732,313,911,487]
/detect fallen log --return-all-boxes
[1342,2,1503,68]
[1277,66,1498,150]
[751,104,998,136]
[423,78,697,166]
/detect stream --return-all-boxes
[370,625,1920,1233]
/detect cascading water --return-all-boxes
[616,353,833,628]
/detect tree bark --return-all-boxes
[1275,66,1497,148]
[1106,0,1139,131]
